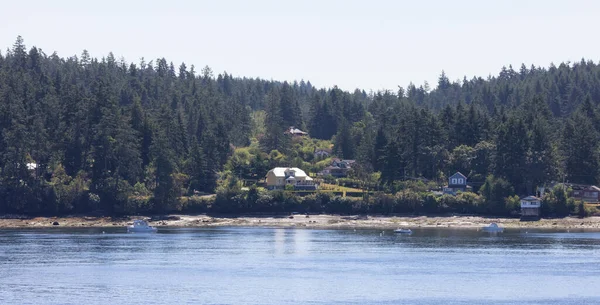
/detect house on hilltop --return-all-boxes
[265,167,317,190]
[284,126,308,137]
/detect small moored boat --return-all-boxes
[127,220,158,233]
[481,223,503,233]
[394,228,412,234]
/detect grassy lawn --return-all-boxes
[320,183,364,193]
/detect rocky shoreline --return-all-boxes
[2,214,600,231]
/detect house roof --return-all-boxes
[521,196,541,201]
[551,183,600,191]
[268,167,309,178]
[285,127,308,135]
[450,172,467,180]
[331,158,356,165]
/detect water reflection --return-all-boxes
[272,228,312,256]
[293,229,310,256]
[274,228,285,255]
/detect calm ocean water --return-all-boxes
[1,226,600,305]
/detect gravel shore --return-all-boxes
[2,214,600,230]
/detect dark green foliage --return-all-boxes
[562,113,599,185]
[479,175,515,215]
[333,119,354,159]
[260,88,289,153]
[151,130,178,212]
[2,36,600,217]
[541,185,574,217]
[0,37,260,214]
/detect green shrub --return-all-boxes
[479,175,514,215]
[179,195,212,213]
[504,195,521,216]
[542,185,571,217]
[126,196,153,214]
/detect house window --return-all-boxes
[452,178,457,184]
[458,178,463,184]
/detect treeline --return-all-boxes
[328,67,600,196]
[2,36,600,215]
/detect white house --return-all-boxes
[520,195,542,219]
[265,167,316,190]
[284,126,308,137]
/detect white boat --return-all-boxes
[394,228,412,234]
[481,223,504,233]
[127,220,158,233]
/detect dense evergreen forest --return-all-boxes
[1,36,600,216]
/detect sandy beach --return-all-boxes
[2,214,600,230]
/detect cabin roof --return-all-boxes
[449,172,467,180]
[521,196,541,201]
[285,126,308,135]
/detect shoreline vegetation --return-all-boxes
[2,214,600,230]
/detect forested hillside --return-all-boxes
[1,36,600,215]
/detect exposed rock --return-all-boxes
[52,221,59,226]
[151,215,181,221]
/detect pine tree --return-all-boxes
[494,117,528,193]
[526,119,556,193]
[373,127,388,172]
[333,119,354,159]
[562,114,599,185]
[187,138,207,193]
[380,137,404,184]
[260,88,288,152]
[151,130,177,211]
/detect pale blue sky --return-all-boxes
[1,0,599,91]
